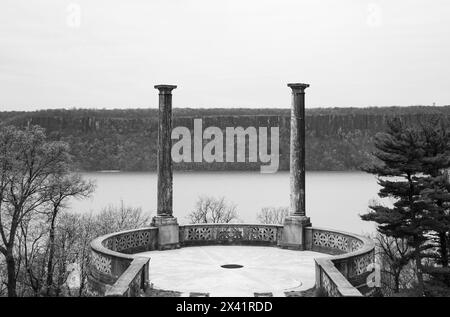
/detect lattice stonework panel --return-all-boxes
[114,231,151,251]
[186,227,213,240]
[350,239,364,252]
[129,272,142,296]
[91,251,112,275]
[352,251,375,275]
[247,227,277,241]
[183,225,279,243]
[313,231,349,252]
[321,271,340,297]
[217,227,244,241]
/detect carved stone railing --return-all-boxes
[305,227,375,297]
[179,224,283,246]
[89,227,158,296]
[89,224,375,297]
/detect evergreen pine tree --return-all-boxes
[361,118,429,295]
[417,118,450,271]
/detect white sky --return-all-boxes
[1,0,449,110]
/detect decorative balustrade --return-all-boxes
[179,224,283,246]
[89,227,158,296]
[89,224,375,297]
[306,227,375,297]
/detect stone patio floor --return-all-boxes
[139,245,328,297]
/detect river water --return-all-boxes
[69,171,381,234]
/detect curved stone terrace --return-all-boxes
[88,82,376,297]
[89,224,375,297]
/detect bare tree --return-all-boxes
[376,232,414,294]
[0,261,5,296]
[188,196,239,224]
[52,213,85,297]
[95,200,150,235]
[58,203,150,296]
[257,207,289,225]
[0,125,70,297]
[53,212,96,297]
[74,213,97,297]
[16,213,48,296]
[45,173,95,296]
[1,201,152,297]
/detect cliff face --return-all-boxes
[1,107,449,171]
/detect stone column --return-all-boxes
[288,83,308,217]
[281,83,311,250]
[152,84,179,250]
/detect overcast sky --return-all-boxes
[1,0,449,111]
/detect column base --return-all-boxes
[279,216,311,250]
[151,216,180,250]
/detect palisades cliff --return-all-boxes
[0,106,449,171]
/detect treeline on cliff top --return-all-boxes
[0,106,449,172]
[1,105,450,120]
